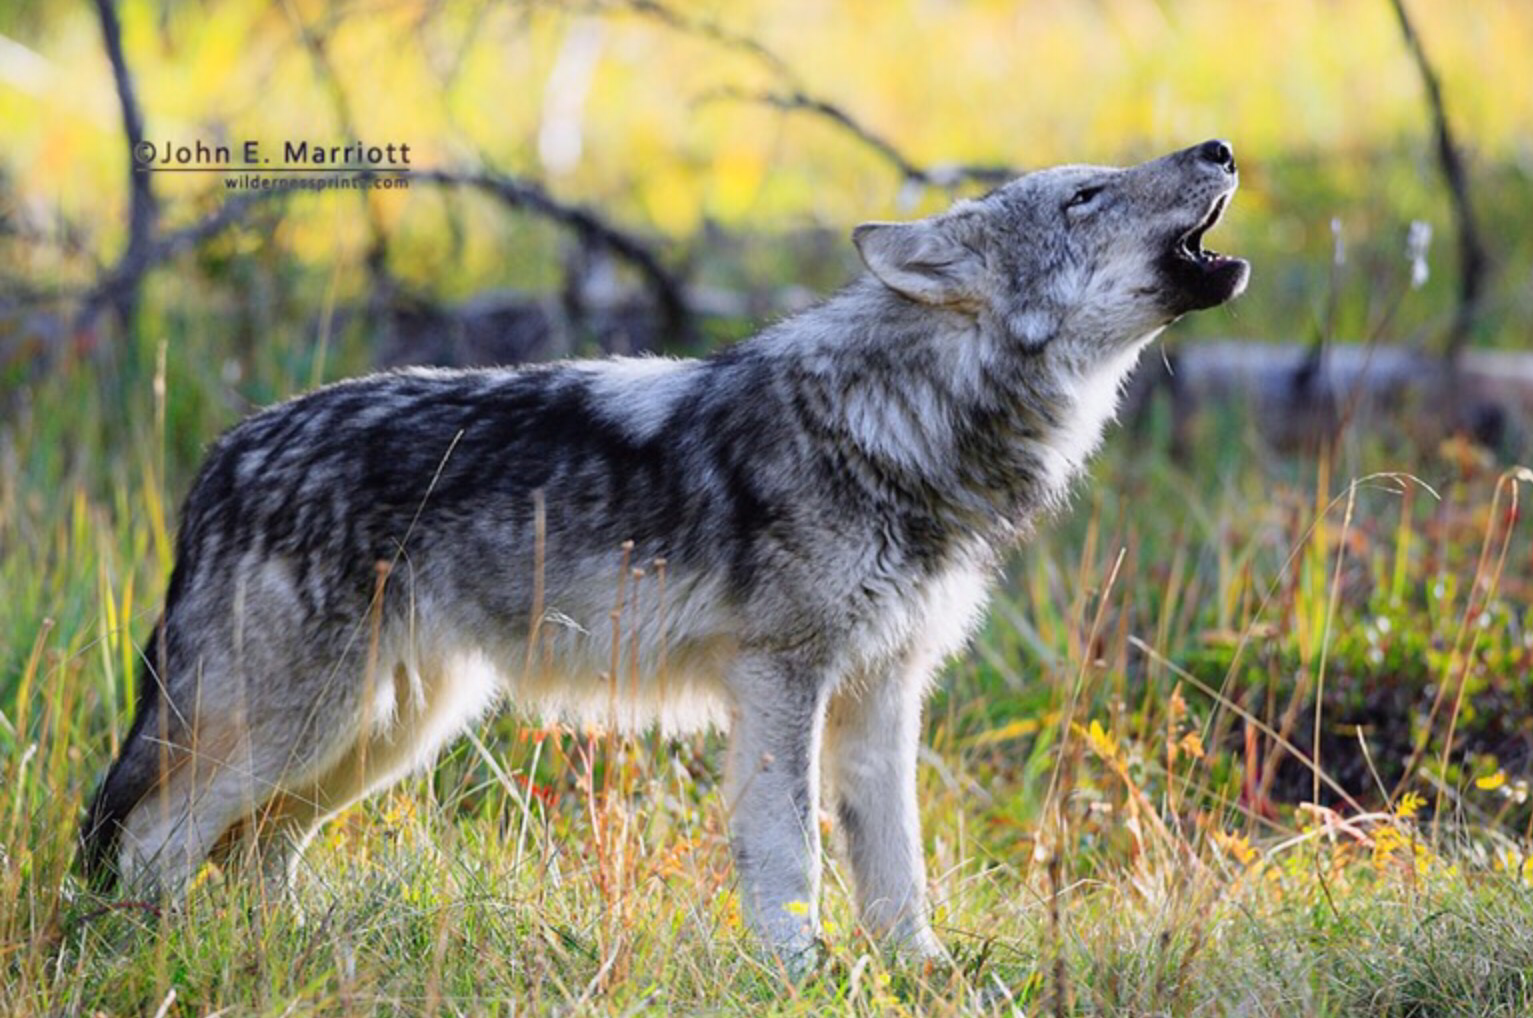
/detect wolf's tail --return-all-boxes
[78,619,173,889]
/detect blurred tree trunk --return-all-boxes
[1389,0,1489,362]
[81,0,157,345]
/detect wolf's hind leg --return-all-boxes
[229,657,501,891]
[227,733,430,891]
[111,711,279,897]
[825,656,944,960]
[103,654,361,896]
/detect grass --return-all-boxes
[2,298,1533,1015]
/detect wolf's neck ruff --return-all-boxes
[758,280,1154,552]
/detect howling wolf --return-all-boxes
[82,140,1247,960]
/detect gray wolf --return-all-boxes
[81,140,1247,961]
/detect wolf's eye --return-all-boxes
[1066,185,1105,211]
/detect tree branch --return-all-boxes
[414,169,693,342]
[75,165,694,347]
[1389,0,1488,361]
[76,193,289,330]
[609,0,798,86]
[83,0,157,333]
[595,0,1017,192]
[699,87,1015,190]
[286,10,393,291]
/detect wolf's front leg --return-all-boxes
[723,653,829,962]
[825,656,944,960]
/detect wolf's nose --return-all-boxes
[1197,139,1236,174]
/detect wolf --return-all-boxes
[80,140,1247,960]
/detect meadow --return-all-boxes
[5,1,1533,1014]
[3,289,1532,1014]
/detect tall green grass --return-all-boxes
[2,307,1532,1015]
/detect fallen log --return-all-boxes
[1129,340,1533,455]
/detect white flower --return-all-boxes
[1406,220,1432,290]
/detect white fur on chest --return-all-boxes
[841,553,995,682]
[1037,336,1156,493]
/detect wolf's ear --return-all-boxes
[852,220,984,306]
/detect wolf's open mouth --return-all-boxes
[1173,195,1235,267]
[1159,188,1248,312]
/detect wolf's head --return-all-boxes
[853,140,1249,355]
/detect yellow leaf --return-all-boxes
[719,892,741,929]
[1085,719,1119,762]
[1476,771,1507,791]
[1372,824,1404,866]
[1212,829,1256,866]
[1395,791,1425,819]
[969,717,1040,746]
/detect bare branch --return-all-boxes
[285,10,393,288]
[597,0,799,86]
[414,169,693,342]
[1389,0,1489,361]
[82,0,157,333]
[76,192,289,330]
[699,87,1015,190]
[155,193,290,262]
[74,165,694,346]
[585,0,1017,191]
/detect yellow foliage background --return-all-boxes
[3,1,1531,307]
